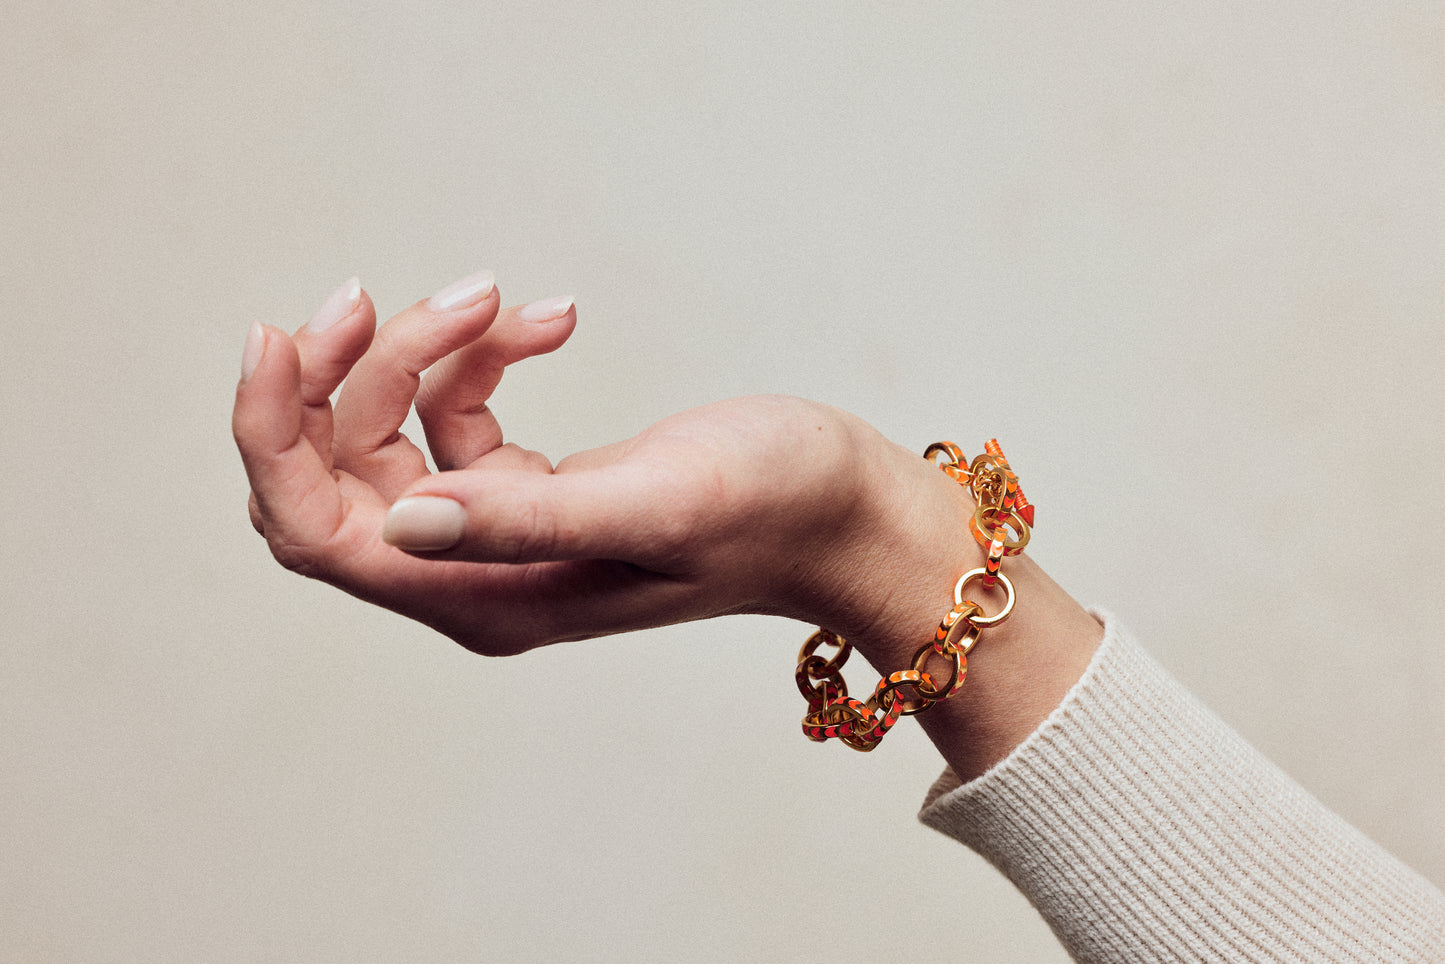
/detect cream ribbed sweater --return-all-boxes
[918,614,1445,962]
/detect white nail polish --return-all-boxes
[383,496,467,551]
[427,270,496,312]
[305,277,361,333]
[517,295,575,323]
[241,321,265,382]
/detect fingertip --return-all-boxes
[303,276,363,334]
[517,295,576,324]
[240,321,266,383]
[233,324,302,443]
[383,495,467,552]
[238,322,299,386]
[293,282,377,406]
[297,279,376,345]
[350,285,379,344]
[492,296,578,365]
[427,269,497,312]
[355,286,377,324]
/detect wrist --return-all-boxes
[795,433,1103,779]
[913,555,1102,781]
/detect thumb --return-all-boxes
[380,464,690,567]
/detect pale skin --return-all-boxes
[232,272,1103,780]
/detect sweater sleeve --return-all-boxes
[918,612,1445,963]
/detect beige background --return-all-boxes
[4,2,1444,961]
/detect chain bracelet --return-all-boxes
[794,440,1033,751]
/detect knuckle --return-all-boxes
[413,378,443,420]
[266,537,322,577]
[504,500,558,564]
[521,447,554,473]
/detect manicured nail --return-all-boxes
[427,269,496,312]
[384,496,467,551]
[518,295,575,323]
[305,276,361,333]
[241,322,265,382]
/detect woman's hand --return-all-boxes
[232,272,971,658]
[234,270,1102,776]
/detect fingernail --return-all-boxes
[517,295,575,323]
[241,322,265,382]
[384,496,467,551]
[305,276,361,333]
[427,269,496,312]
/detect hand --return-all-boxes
[235,271,1103,776]
[232,273,970,658]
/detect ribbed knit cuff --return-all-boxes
[919,613,1445,963]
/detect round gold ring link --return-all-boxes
[908,645,964,706]
[970,506,1029,554]
[953,569,1016,627]
[797,629,852,678]
[934,601,983,654]
[796,657,845,705]
[874,668,935,715]
[845,691,904,749]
